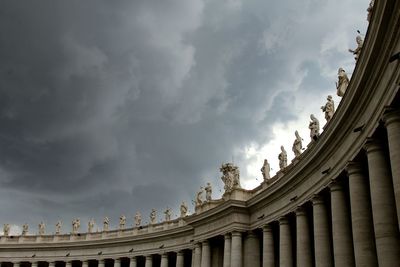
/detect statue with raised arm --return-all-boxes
[205,182,212,201]
[292,130,303,157]
[55,221,62,235]
[103,217,109,231]
[150,209,157,224]
[38,222,45,235]
[88,219,95,233]
[261,159,271,181]
[180,201,188,217]
[321,95,335,122]
[196,187,204,206]
[3,224,10,236]
[21,224,28,236]
[119,214,126,230]
[134,212,142,227]
[367,0,375,21]
[336,68,349,97]
[309,114,320,141]
[278,146,288,170]
[220,163,241,192]
[164,208,172,222]
[72,218,80,234]
[348,35,364,61]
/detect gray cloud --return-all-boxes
[0,0,368,232]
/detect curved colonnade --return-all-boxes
[1,0,400,266]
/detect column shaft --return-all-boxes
[244,231,260,267]
[231,231,243,267]
[312,195,333,267]
[161,254,168,267]
[49,263,56,267]
[115,259,121,267]
[130,257,137,267]
[366,140,400,266]
[296,207,312,267]
[194,243,202,267]
[223,234,231,267]
[145,255,153,267]
[346,162,378,267]
[201,240,211,267]
[176,251,184,267]
[98,259,105,267]
[384,110,400,228]
[330,182,355,267]
[262,224,274,267]
[279,217,293,267]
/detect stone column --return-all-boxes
[66,262,72,267]
[194,243,202,267]
[383,109,400,228]
[231,231,243,267]
[161,253,168,267]
[129,257,137,267]
[31,263,38,267]
[244,231,260,267]
[365,139,400,266]
[201,240,211,267]
[312,195,333,267]
[145,255,153,267]
[296,207,312,267]
[192,248,196,267]
[279,217,293,267]
[262,224,274,267]
[223,233,231,267]
[98,259,105,267]
[49,262,56,267]
[330,181,355,267]
[114,258,121,267]
[346,161,378,267]
[176,251,184,267]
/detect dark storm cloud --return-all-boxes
[0,0,367,232]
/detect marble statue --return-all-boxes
[38,222,45,235]
[278,146,287,170]
[220,163,241,192]
[150,209,157,224]
[164,208,172,222]
[196,187,204,206]
[103,217,109,231]
[261,159,271,181]
[180,201,188,217]
[72,218,80,234]
[134,212,142,227]
[3,224,10,236]
[309,114,320,140]
[119,215,126,230]
[88,219,95,233]
[55,221,62,235]
[321,95,335,122]
[205,182,212,201]
[348,35,364,61]
[367,0,375,21]
[22,224,28,236]
[336,68,350,97]
[292,130,303,157]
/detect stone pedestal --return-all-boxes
[312,195,333,267]
[383,109,400,228]
[201,240,211,267]
[231,231,243,267]
[244,231,260,267]
[346,162,378,267]
[223,234,231,267]
[279,217,293,267]
[262,224,274,267]
[365,139,400,266]
[330,181,355,267]
[296,207,312,267]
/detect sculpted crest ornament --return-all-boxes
[220,163,241,193]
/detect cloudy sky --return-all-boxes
[0,0,369,234]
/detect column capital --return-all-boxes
[201,239,209,246]
[295,206,307,216]
[329,180,344,192]
[224,233,231,239]
[114,258,121,263]
[246,230,257,238]
[383,108,400,126]
[177,250,184,256]
[278,216,289,225]
[345,161,364,176]
[161,253,168,258]
[231,231,242,237]
[262,224,272,232]
[311,194,324,205]
[195,242,202,248]
[145,255,152,260]
[130,257,137,262]
[364,138,384,153]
